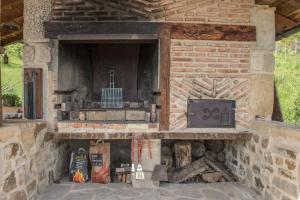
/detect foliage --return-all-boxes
[275,52,300,125]
[2,94,22,107]
[4,43,24,59]
[1,42,23,100]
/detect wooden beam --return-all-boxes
[1,0,22,9]
[159,27,171,131]
[44,22,257,42]
[171,23,256,41]
[275,13,298,30]
[45,22,164,38]
[0,31,22,46]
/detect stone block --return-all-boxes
[70,111,79,120]
[3,171,17,192]
[126,110,146,121]
[251,6,276,50]
[272,176,297,197]
[250,49,274,73]
[86,111,106,121]
[9,190,27,200]
[26,180,37,197]
[23,44,35,64]
[79,112,86,121]
[249,74,274,119]
[105,110,125,121]
[0,125,19,143]
[20,123,47,154]
[61,102,72,112]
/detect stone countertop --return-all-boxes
[47,128,252,140]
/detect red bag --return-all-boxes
[90,140,110,184]
[91,165,110,184]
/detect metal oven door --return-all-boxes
[187,99,235,128]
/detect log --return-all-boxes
[174,142,191,168]
[204,156,235,182]
[192,141,206,158]
[161,146,173,169]
[201,172,223,183]
[168,158,209,183]
[152,165,168,182]
[217,152,226,163]
[204,140,225,153]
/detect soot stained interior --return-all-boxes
[58,41,159,104]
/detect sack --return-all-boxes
[69,148,89,183]
[89,140,110,184]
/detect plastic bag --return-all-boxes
[69,147,89,183]
[90,140,110,184]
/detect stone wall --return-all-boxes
[226,120,300,200]
[0,122,68,200]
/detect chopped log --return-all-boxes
[201,172,223,183]
[205,151,217,160]
[168,158,209,183]
[204,156,235,182]
[161,146,173,169]
[192,141,206,158]
[204,140,224,153]
[217,152,226,163]
[152,165,168,182]
[174,142,192,168]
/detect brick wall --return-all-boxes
[170,40,253,130]
[51,0,254,24]
[48,0,257,130]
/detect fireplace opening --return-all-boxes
[56,40,159,124]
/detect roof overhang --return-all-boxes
[0,0,23,46]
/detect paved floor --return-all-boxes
[37,181,261,200]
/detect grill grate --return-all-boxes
[101,70,123,108]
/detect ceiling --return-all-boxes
[0,0,300,46]
[0,0,23,46]
[256,0,300,39]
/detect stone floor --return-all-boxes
[36,181,261,200]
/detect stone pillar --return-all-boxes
[132,139,161,188]
[23,0,58,130]
[249,6,276,120]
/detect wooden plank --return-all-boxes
[168,158,209,183]
[24,68,43,119]
[171,23,256,41]
[159,27,170,131]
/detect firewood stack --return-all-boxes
[161,140,236,183]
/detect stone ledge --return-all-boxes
[47,129,252,140]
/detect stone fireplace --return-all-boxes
[21,0,276,194]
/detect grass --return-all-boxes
[1,54,23,99]
[275,53,300,124]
